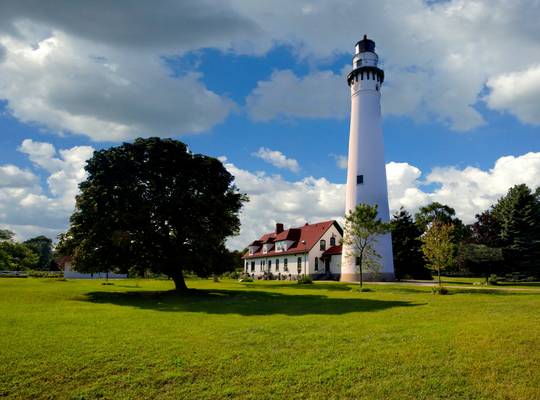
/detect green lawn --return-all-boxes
[1,278,539,399]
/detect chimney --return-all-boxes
[276,223,284,234]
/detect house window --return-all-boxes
[284,258,288,272]
[251,262,255,272]
[297,257,302,273]
[357,175,364,185]
[276,259,280,272]
[320,239,326,251]
[315,257,319,271]
[356,257,360,266]
[268,260,272,271]
[330,236,336,247]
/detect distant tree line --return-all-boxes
[0,230,57,271]
[391,184,540,281]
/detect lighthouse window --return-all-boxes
[357,175,364,185]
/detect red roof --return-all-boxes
[322,245,342,256]
[243,220,342,259]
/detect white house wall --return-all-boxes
[306,224,342,275]
[244,223,343,279]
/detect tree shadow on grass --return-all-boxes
[81,289,422,316]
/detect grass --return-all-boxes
[415,276,540,288]
[1,278,539,399]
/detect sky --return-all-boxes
[0,0,539,250]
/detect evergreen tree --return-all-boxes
[391,208,431,280]
[492,184,540,275]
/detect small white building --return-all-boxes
[242,220,343,280]
[58,256,127,279]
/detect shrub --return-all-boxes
[487,274,499,286]
[431,286,449,295]
[228,271,240,280]
[297,275,313,285]
[239,276,253,282]
[27,270,63,278]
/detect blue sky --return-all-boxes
[0,0,539,248]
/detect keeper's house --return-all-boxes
[242,220,343,280]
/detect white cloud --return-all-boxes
[224,161,344,250]
[2,141,539,246]
[225,152,540,249]
[0,0,539,136]
[0,31,235,141]
[253,147,300,172]
[246,69,348,121]
[239,0,540,129]
[485,65,540,125]
[0,165,38,188]
[0,139,94,240]
[331,154,348,170]
[386,162,429,213]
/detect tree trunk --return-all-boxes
[172,269,188,292]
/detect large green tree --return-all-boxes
[492,184,540,275]
[415,202,470,242]
[342,204,390,287]
[471,209,502,247]
[24,236,54,270]
[0,229,39,271]
[57,138,247,291]
[391,208,431,280]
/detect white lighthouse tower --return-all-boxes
[340,35,394,282]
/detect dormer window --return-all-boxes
[248,245,260,255]
[275,241,287,252]
[262,243,273,254]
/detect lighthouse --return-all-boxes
[340,35,394,281]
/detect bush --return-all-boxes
[487,274,499,286]
[431,286,449,295]
[229,271,240,280]
[27,270,63,278]
[297,275,313,285]
[239,275,253,282]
